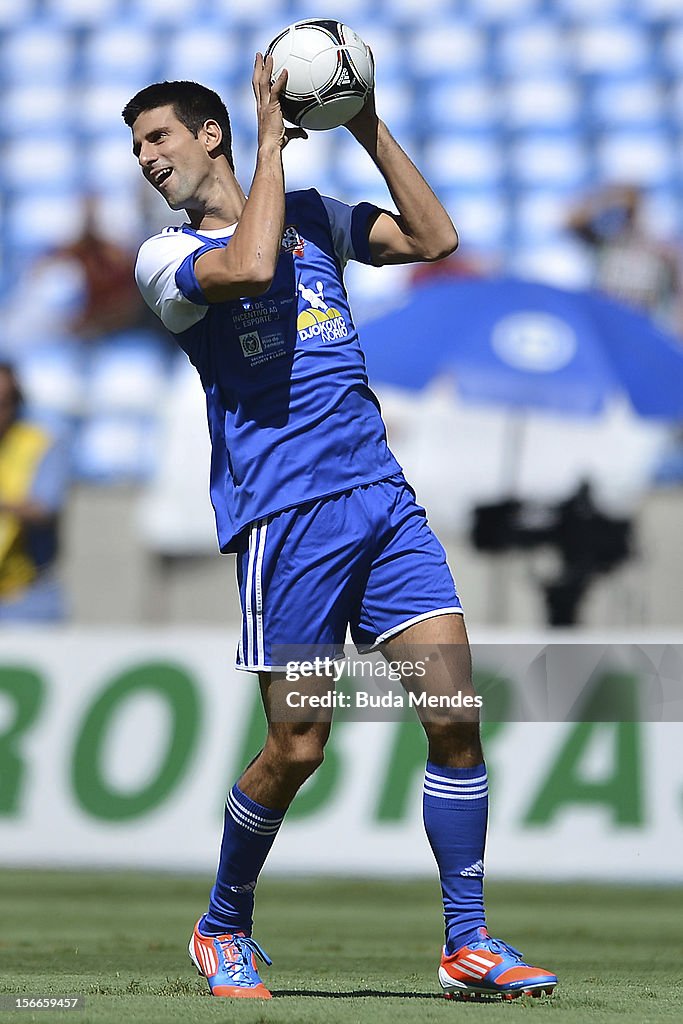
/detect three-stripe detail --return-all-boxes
[240,518,269,668]
[226,789,284,837]
[193,936,219,977]
[423,768,488,802]
[452,951,497,980]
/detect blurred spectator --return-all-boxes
[47,197,146,342]
[0,364,70,623]
[567,184,683,335]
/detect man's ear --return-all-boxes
[201,119,223,155]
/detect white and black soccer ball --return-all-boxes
[265,19,374,131]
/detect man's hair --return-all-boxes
[122,81,234,170]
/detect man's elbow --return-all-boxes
[422,226,459,263]
[239,271,275,297]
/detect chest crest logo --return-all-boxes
[281,225,305,256]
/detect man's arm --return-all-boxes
[194,55,304,302]
[345,94,458,267]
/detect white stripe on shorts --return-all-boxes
[254,519,268,668]
[244,522,258,669]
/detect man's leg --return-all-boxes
[381,613,557,1001]
[382,613,486,951]
[191,672,333,997]
[204,671,332,935]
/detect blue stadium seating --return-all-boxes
[1,0,682,484]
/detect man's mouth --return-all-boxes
[152,167,173,187]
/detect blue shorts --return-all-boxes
[234,474,463,672]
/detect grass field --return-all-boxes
[0,871,681,1024]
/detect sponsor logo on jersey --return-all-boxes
[296,280,349,342]
[239,331,263,356]
[281,225,305,256]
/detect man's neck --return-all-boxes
[187,177,247,232]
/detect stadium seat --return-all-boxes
[512,188,580,241]
[2,84,73,135]
[334,133,420,190]
[596,130,676,187]
[503,77,582,130]
[344,261,413,321]
[637,0,683,20]
[347,22,403,78]
[465,0,542,21]
[290,0,370,22]
[84,332,170,416]
[89,191,155,249]
[127,0,204,26]
[17,344,86,419]
[587,76,669,131]
[0,0,35,29]
[639,188,683,239]
[80,134,142,193]
[3,137,81,192]
[554,0,633,20]
[75,83,142,136]
[494,21,569,73]
[508,134,590,190]
[660,25,683,75]
[161,26,244,85]
[385,0,461,25]
[373,79,415,136]
[422,135,504,190]
[71,414,158,483]
[422,79,499,133]
[213,0,287,28]
[42,0,122,27]
[410,24,488,78]
[3,26,75,84]
[509,238,594,290]
[573,22,653,76]
[439,189,510,250]
[79,24,159,83]
[283,134,334,192]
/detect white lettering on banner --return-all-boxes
[0,630,681,881]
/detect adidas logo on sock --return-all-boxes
[459,859,484,878]
[228,880,256,894]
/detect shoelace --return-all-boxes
[474,937,524,962]
[216,934,273,981]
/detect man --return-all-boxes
[123,57,557,1002]
[0,363,69,622]
[567,183,682,334]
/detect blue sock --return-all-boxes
[423,760,488,954]
[200,783,284,937]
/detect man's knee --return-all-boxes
[264,727,327,781]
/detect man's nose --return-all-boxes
[138,143,155,167]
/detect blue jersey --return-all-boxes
[135,188,401,552]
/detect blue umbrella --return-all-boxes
[361,277,683,419]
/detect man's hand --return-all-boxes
[344,49,379,147]
[252,53,307,150]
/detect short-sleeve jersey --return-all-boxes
[135,188,401,552]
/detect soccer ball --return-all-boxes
[265,19,374,131]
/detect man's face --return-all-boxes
[131,105,213,212]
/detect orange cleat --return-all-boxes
[438,927,557,1001]
[188,919,272,998]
